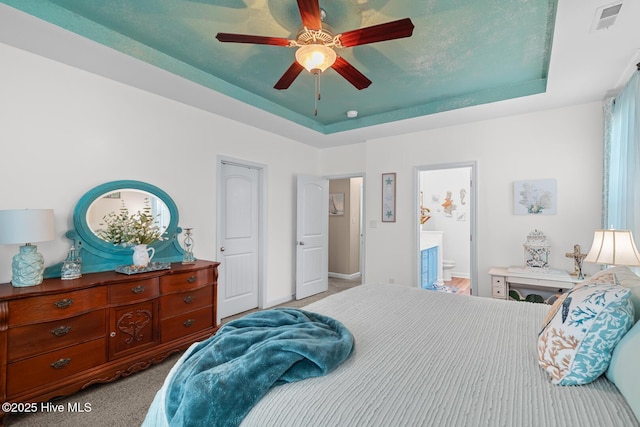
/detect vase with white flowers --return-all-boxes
[97,199,167,267]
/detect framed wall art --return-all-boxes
[514,179,557,215]
[382,172,396,222]
[329,192,344,216]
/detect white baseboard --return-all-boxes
[328,272,362,280]
[451,272,470,279]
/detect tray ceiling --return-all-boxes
[1,0,638,147]
[1,0,556,134]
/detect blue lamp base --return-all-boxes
[11,244,45,287]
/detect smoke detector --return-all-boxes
[590,2,623,31]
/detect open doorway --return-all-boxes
[328,176,364,287]
[417,163,477,295]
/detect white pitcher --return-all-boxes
[132,244,155,267]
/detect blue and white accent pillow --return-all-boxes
[537,281,634,385]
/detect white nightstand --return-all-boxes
[489,266,583,301]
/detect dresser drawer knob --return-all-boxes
[187,276,197,283]
[50,358,71,369]
[131,285,145,294]
[54,298,74,309]
[183,319,195,327]
[51,326,72,337]
[184,295,194,304]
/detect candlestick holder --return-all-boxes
[182,228,196,264]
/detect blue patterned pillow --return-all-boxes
[537,282,634,385]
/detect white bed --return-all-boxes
[240,282,639,427]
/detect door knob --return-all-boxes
[220,247,225,252]
[298,241,305,246]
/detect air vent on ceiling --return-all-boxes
[591,2,623,31]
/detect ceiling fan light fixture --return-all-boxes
[295,44,336,73]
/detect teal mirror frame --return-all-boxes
[45,180,185,278]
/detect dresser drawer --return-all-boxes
[491,276,507,299]
[160,268,213,293]
[8,310,106,362]
[7,338,106,397]
[9,288,107,326]
[160,286,213,320]
[161,306,213,343]
[109,278,159,304]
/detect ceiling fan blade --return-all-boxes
[337,18,415,47]
[274,61,305,90]
[331,56,372,90]
[216,33,291,46]
[297,0,322,30]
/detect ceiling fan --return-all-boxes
[216,0,414,115]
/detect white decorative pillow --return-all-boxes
[537,281,634,385]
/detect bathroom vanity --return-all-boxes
[420,231,443,288]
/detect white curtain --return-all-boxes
[604,71,640,237]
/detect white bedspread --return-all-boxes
[241,284,638,427]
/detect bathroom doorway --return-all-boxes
[416,163,477,295]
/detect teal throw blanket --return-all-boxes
[142,308,354,427]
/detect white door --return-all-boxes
[296,175,329,299]
[218,162,260,318]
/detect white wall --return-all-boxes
[1,41,606,302]
[321,102,604,296]
[0,42,319,306]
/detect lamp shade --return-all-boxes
[295,44,337,73]
[0,209,55,244]
[584,229,640,266]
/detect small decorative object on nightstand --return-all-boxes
[182,227,196,264]
[524,229,550,270]
[60,245,82,280]
[565,244,587,279]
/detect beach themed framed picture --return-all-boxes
[514,179,557,215]
[382,173,396,222]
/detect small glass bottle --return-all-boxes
[182,228,196,264]
[61,246,82,280]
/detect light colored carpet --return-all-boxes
[222,277,361,323]
[3,277,360,426]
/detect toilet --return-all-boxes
[442,260,456,281]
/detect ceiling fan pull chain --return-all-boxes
[314,72,320,116]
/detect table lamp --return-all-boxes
[0,209,55,287]
[584,229,640,267]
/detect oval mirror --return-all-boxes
[86,188,171,241]
[46,180,185,277]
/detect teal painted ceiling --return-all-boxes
[2,0,557,135]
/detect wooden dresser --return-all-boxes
[0,260,218,421]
